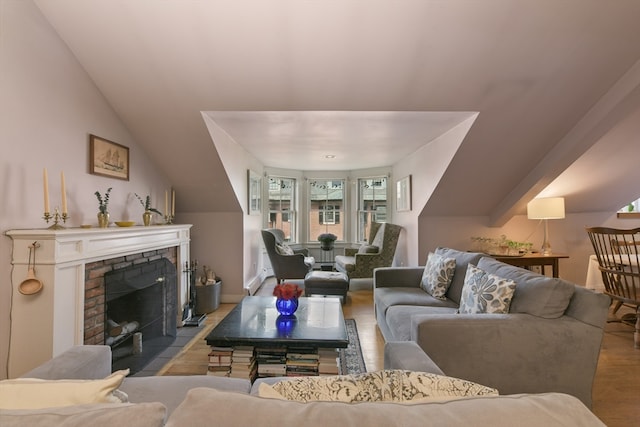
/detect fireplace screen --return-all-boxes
[104,258,177,374]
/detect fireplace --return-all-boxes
[104,258,177,374]
[7,225,191,377]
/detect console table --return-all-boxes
[492,253,569,278]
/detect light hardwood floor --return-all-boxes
[158,281,639,426]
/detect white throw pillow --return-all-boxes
[421,252,456,300]
[459,264,516,314]
[0,369,129,410]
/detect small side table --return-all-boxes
[492,253,569,278]
[319,248,335,271]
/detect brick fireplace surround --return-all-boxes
[6,225,191,378]
[84,247,177,346]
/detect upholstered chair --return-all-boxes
[261,229,315,283]
[335,223,402,279]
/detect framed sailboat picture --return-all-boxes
[89,134,130,181]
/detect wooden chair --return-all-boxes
[586,227,640,349]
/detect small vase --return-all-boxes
[275,297,298,316]
[142,211,152,226]
[97,212,109,228]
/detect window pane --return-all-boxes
[268,177,296,242]
[357,177,387,241]
[309,179,344,241]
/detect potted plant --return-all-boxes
[135,193,163,226]
[95,187,112,228]
[317,233,337,251]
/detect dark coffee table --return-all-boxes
[205,296,348,349]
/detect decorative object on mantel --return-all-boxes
[273,283,303,316]
[115,221,136,227]
[135,193,163,226]
[95,187,112,228]
[18,241,43,295]
[164,189,175,224]
[318,233,338,251]
[42,168,68,229]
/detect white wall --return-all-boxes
[180,212,246,302]
[392,115,478,266]
[202,114,264,299]
[0,1,170,379]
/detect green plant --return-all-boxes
[95,187,112,214]
[317,233,337,243]
[135,193,162,215]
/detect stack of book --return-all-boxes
[207,346,233,377]
[230,346,256,381]
[317,348,340,375]
[285,347,319,377]
[255,347,287,378]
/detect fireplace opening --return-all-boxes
[104,258,177,374]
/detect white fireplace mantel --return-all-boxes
[6,225,191,377]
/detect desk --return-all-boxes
[493,253,569,278]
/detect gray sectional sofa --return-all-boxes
[376,247,611,408]
[1,345,606,426]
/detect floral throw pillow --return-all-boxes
[275,243,294,255]
[420,252,456,300]
[259,370,498,403]
[459,264,516,314]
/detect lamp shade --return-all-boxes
[527,197,565,220]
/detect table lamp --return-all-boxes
[527,197,565,255]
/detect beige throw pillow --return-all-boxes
[0,369,129,410]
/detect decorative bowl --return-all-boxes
[115,221,136,227]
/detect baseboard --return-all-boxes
[246,271,269,296]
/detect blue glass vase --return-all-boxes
[275,297,298,316]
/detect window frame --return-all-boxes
[266,175,297,242]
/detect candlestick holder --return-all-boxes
[43,208,68,230]
[164,214,174,225]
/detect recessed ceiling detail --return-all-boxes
[203,111,476,171]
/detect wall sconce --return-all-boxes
[527,197,565,255]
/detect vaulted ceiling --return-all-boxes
[35,0,640,219]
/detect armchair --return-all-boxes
[261,229,315,283]
[335,222,402,279]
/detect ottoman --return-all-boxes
[304,271,350,303]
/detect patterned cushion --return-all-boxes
[275,243,294,255]
[459,264,516,314]
[420,252,456,300]
[258,370,497,403]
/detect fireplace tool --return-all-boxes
[182,260,206,327]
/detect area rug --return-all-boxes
[339,319,367,375]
